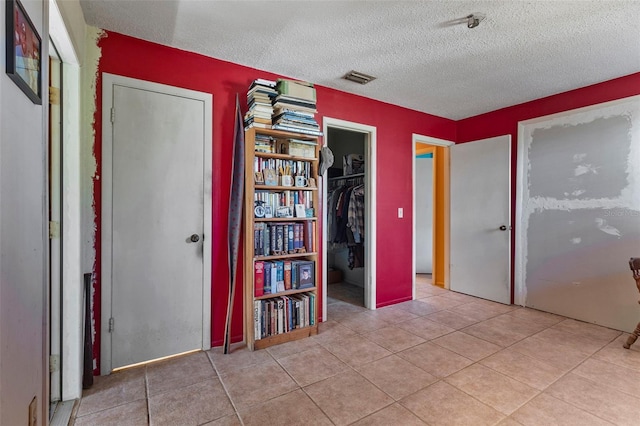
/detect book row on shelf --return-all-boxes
[253,221,315,256]
[253,293,316,340]
[254,157,312,179]
[254,259,315,296]
[255,190,313,214]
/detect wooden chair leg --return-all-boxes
[624,322,640,349]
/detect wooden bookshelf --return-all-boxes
[244,127,320,351]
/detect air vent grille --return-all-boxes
[343,70,376,85]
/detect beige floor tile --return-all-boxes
[201,414,242,426]
[511,393,611,426]
[533,327,610,354]
[304,370,394,426]
[322,334,392,367]
[326,300,368,321]
[419,295,470,311]
[432,331,501,361]
[484,313,551,336]
[572,358,640,398]
[415,289,435,299]
[396,316,456,340]
[266,335,320,359]
[398,342,473,378]
[463,320,529,347]
[368,305,419,324]
[417,283,448,296]
[511,336,590,371]
[593,334,640,371]
[394,299,442,316]
[400,381,505,426]
[445,364,539,415]
[448,302,505,321]
[218,361,298,410]
[497,418,525,426]
[278,345,349,386]
[208,343,274,375]
[146,351,216,396]
[472,299,517,314]
[424,309,480,329]
[338,310,391,333]
[440,291,480,304]
[351,403,426,425]
[355,355,437,400]
[361,325,426,352]
[77,366,146,417]
[148,378,234,425]
[74,399,148,426]
[238,389,333,426]
[552,318,622,342]
[546,373,640,424]
[311,320,358,346]
[480,348,565,390]
[503,307,564,327]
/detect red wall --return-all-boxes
[92,30,457,366]
[456,72,640,303]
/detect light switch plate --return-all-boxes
[398,207,403,218]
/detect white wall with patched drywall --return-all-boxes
[517,95,640,332]
[415,157,433,273]
[0,0,49,423]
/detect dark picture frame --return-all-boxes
[5,0,42,104]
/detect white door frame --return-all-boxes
[101,73,212,374]
[49,0,83,401]
[412,134,454,298]
[322,118,377,318]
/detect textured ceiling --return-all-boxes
[79,0,640,120]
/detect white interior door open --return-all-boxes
[102,75,212,373]
[450,135,511,304]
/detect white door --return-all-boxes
[102,75,212,373]
[49,50,62,406]
[450,135,511,304]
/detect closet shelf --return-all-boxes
[328,173,365,181]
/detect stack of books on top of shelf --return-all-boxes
[244,78,278,130]
[272,79,322,136]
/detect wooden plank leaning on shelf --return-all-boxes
[244,126,320,351]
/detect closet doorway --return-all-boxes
[412,134,454,295]
[322,118,377,320]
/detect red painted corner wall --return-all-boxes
[92,30,456,368]
[456,72,640,303]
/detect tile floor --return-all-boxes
[71,275,640,425]
[327,281,364,307]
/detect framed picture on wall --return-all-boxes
[5,0,42,104]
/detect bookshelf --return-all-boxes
[244,127,320,350]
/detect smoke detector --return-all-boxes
[343,70,376,85]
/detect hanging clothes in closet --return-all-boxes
[328,176,365,269]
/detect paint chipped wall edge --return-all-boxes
[81,26,106,371]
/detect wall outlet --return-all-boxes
[29,396,37,426]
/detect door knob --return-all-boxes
[190,234,200,242]
[499,225,509,231]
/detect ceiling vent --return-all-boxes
[343,70,376,85]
